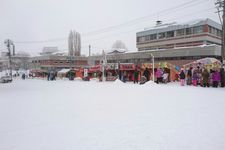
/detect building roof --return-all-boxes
[105,45,221,60]
[107,49,126,54]
[137,18,222,37]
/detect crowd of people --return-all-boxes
[133,67,169,85]
[130,65,225,88]
[179,66,225,88]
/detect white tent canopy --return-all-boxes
[57,69,71,74]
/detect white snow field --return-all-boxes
[0,79,225,150]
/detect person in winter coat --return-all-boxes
[202,68,210,87]
[122,71,127,83]
[179,70,186,86]
[162,71,169,83]
[133,69,139,84]
[192,70,198,86]
[186,67,193,85]
[156,68,163,84]
[22,73,26,80]
[212,70,221,88]
[220,67,225,87]
[143,68,150,81]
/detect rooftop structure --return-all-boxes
[40,47,59,56]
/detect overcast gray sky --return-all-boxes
[0,0,219,56]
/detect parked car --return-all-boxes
[0,76,13,83]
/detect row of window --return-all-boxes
[209,26,222,37]
[138,40,221,51]
[137,25,221,43]
[116,56,220,64]
[32,60,88,65]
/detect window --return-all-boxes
[176,29,185,36]
[158,32,166,39]
[166,31,174,38]
[137,37,141,42]
[193,26,203,34]
[209,26,212,33]
[216,29,222,37]
[209,26,216,34]
[145,35,150,41]
[209,26,222,37]
[186,28,192,35]
[137,36,145,42]
[150,34,157,40]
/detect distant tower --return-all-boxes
[68,30,81,56]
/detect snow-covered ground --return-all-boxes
[0,79,225,150]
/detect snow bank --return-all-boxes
[143,80,158,86]
[74,77,83,81]
[113,79,125,85]
[90,78,99,82]
[0,79,225,150]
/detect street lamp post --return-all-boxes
[150,53,155,82]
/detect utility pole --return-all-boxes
[102,50,107,82]
[12,43,15,56]
[4,39,13,79]
[89,45,91,57]
[215,0,225,64]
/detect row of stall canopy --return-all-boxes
[30,57,223,81]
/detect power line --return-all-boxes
[82,0,207,36]
[14,0,209,44]
[82,7,216,43]
[15,38,67,44]
[13,7,215,55]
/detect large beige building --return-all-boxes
[136,18,222,51]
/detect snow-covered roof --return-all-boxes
[51,51,68,56]
[107,49,126,54]
[137,18,221,37]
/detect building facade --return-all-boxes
[30,55,88,71]
[136,18,222,51]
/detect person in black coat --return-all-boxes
[186,67,192,85]
[179,70,186,86]
[133,69,139,84]
[143,68,150,81]
[22,73,26,80]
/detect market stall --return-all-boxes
[57,69,71,78]
[30,69,48,78]
[119,63,137,81]
[183,57,221,70]
[141,62,181,82]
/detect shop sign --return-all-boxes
[84,69,88,77]
[120,64,135,70]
